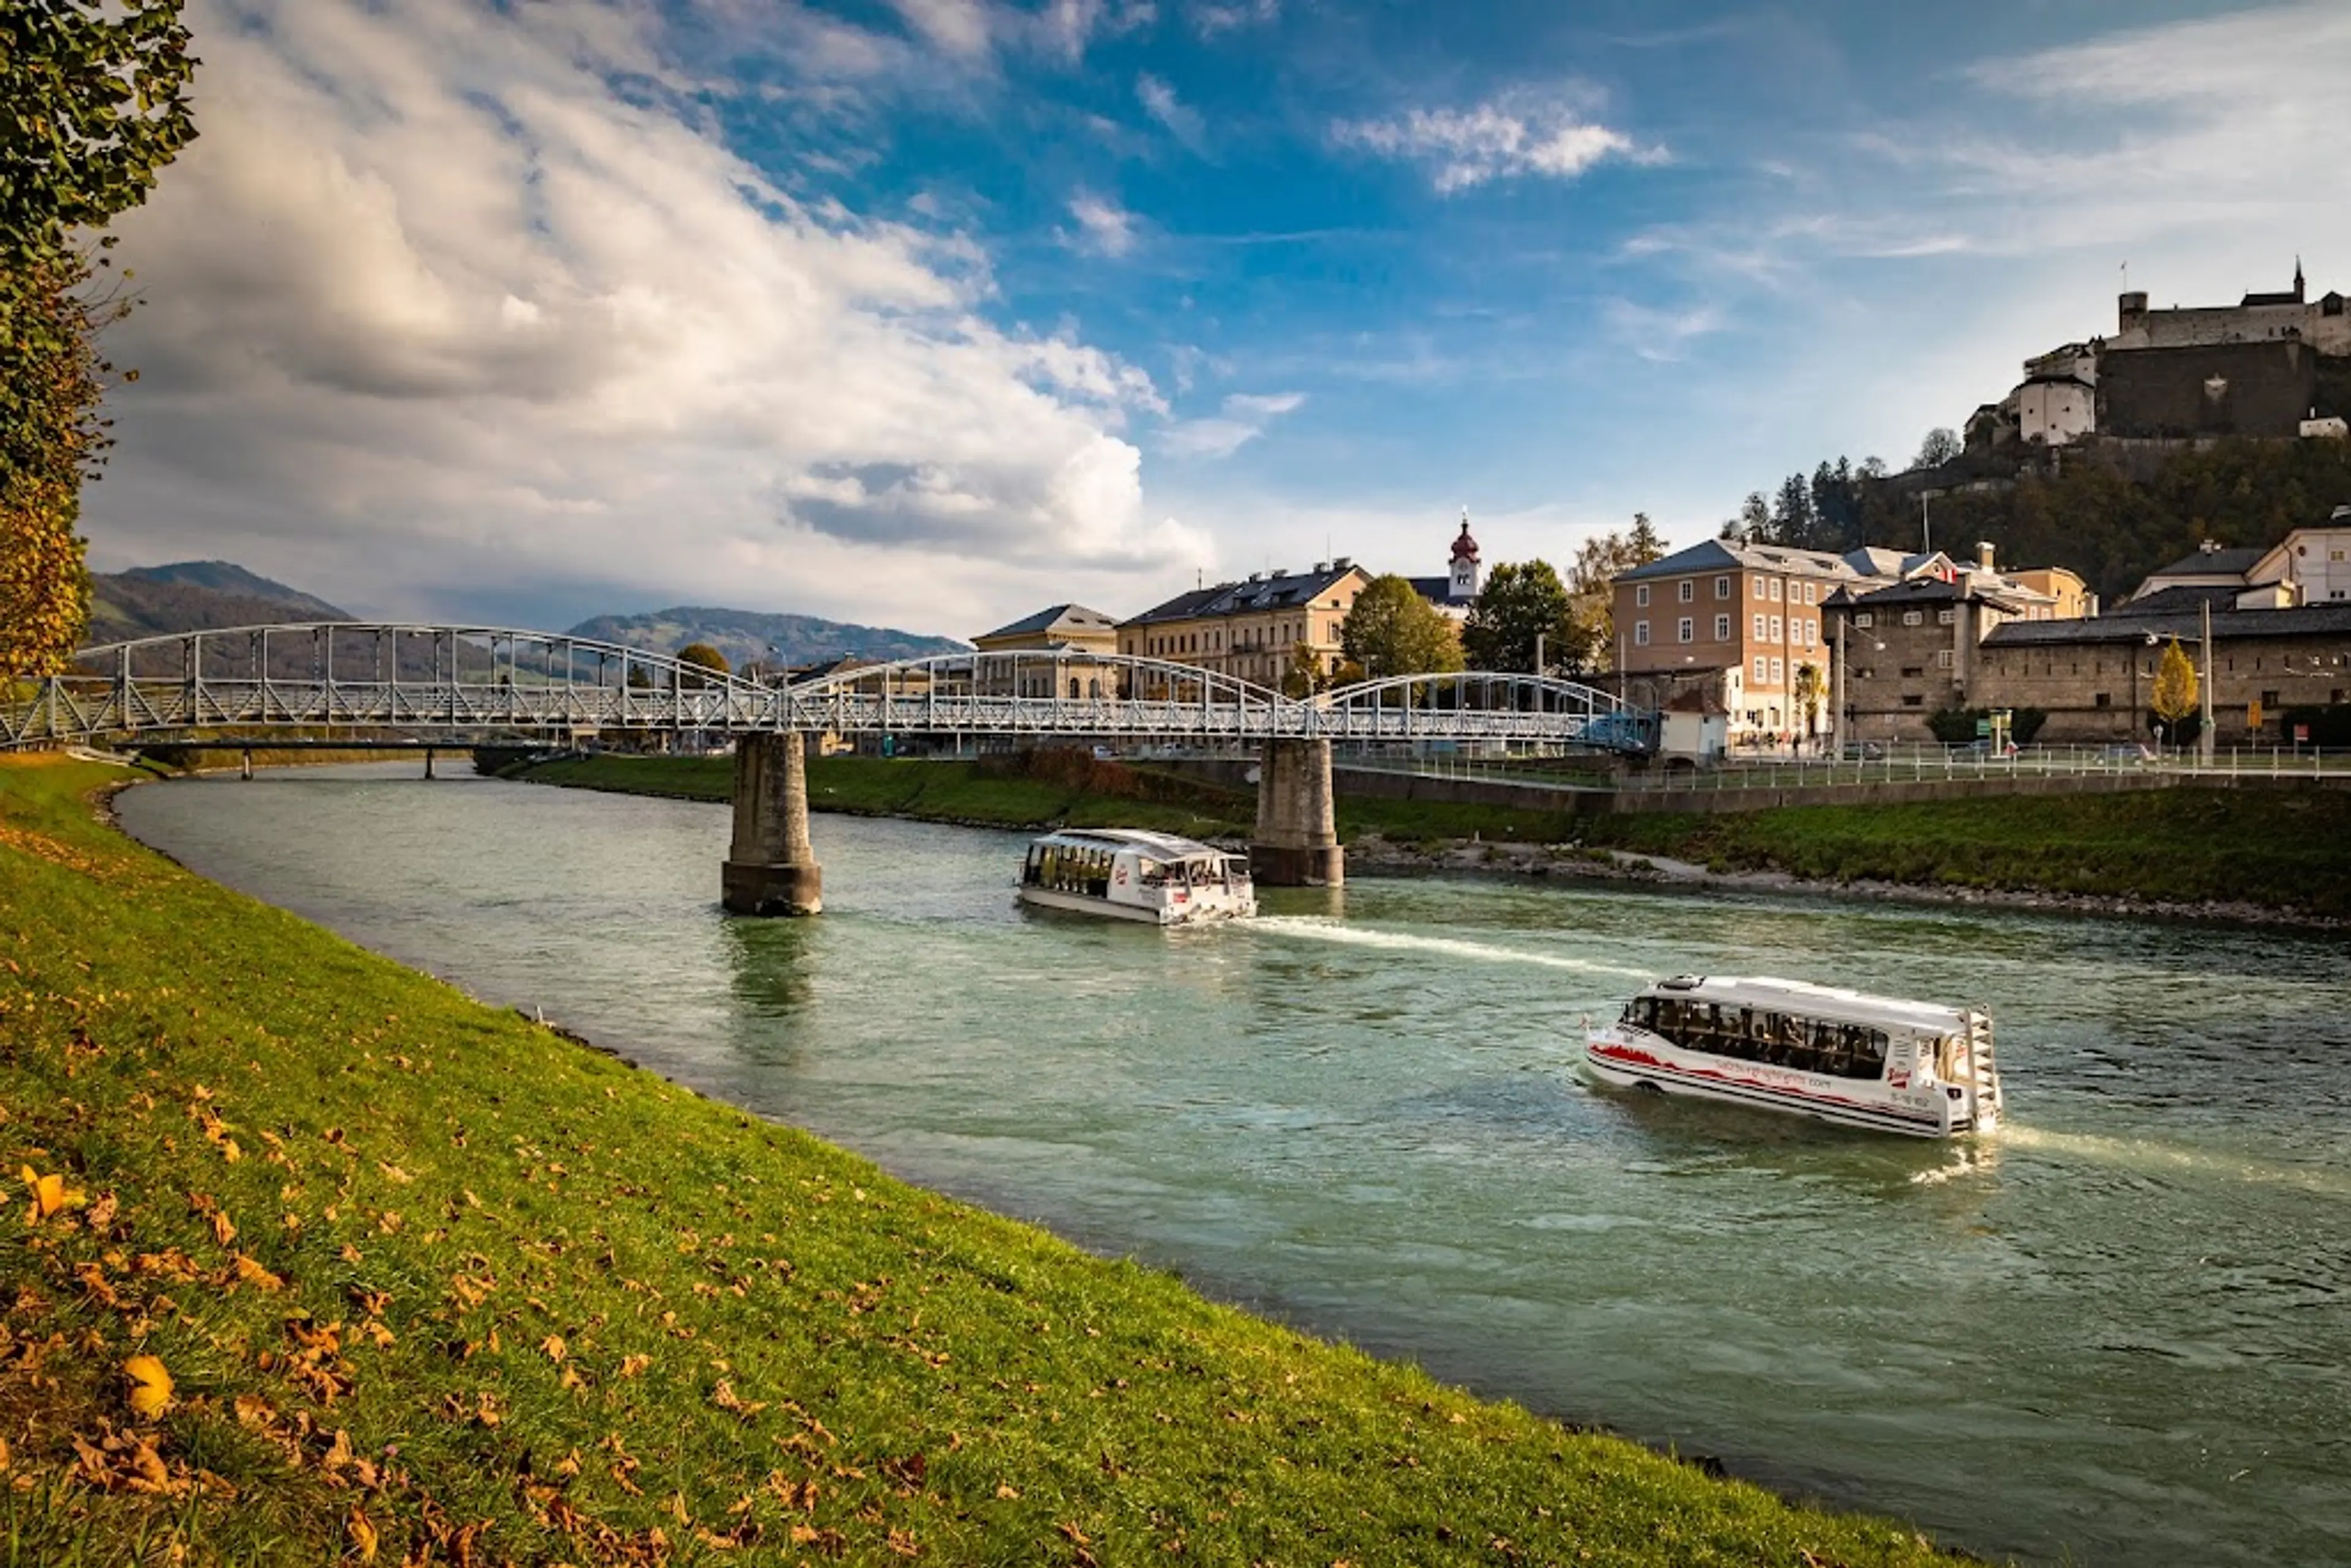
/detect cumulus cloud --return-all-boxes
[86,0,1209,631]
[1066,191,1141,255]
[1160,391,1307,459]
[1335,91,1663,194]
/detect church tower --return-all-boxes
[1449,509,1480,601]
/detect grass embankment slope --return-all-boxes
[1579,787,2351,920]
[514,752,1600,849]
[0,756,1965,1566]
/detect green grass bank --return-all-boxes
[510,751,2349,920]
[1575,786,2351,920]
[0,756,1968,1566]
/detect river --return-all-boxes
[116,763,2351,1567]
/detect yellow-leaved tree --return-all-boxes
[1,0,200,679]
[2150,637,2199,746]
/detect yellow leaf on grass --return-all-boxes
[539,1334,566,1362]
[348,1507,380,1562]
[124,1354,174,1419]
[233,1254,284,1291]
[21,1166,80,1222]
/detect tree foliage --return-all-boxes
[1,1,200,678]
[2151,637,2199,729]
[676,642,730,678]
[1562,516,1669,673]
[1338,574,1463,680]
[1463,560,1572,675]
[1914,427,1962,470]
[0,255,110,678]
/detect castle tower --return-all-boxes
[1449,509,1480,600]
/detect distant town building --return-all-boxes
[1118,563,1373,691]
[1824,546,2058,741]
[970,602,1122,698]
[1406,513,1483,621]
[2123,512,2351,607]
[1970,263,2349,451]
[1612,541,1944,739]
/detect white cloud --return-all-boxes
[1191,0,1277,37]
[1160,391,1307,459]
[1334,90,1664,195]
[86,0,1211,633]
[1137,73,1207,152]
[1066,191,1141,256]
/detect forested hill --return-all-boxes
[566,607,967,672]
[1728,438,2351,602]
[87,561,354,643]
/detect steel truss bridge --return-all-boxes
[6,623,1653,752]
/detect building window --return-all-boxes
[1804,582,1818,605]
[1634,620,1651,646]
[1902,610,1924,626]
[1769,657,1785,685]
[1902,695,1924,707]
[1854,612,1874,628]
[1803,618,1817,646]
[1753,613,1766,640]
[1753,579,1767,600]
[1636,584,1651,607]
[1714,614,1731,641]
[1678,579,1695,603]
[1752,656,1768,684]
[1768,579,1783,602]
[1936,649,1954,669]
[1678,617,1694,643]
[2094,692,2111,708]
[1769,616,1782,641]
[1937,608,1955,625]
[1715,576,1731,599]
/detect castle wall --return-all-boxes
[2096,340,2315,440]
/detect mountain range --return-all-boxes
[563,607,967,672]
[81,564,963,674]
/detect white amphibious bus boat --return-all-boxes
[1584,975,2003,1138]
[1016,829,1257,925]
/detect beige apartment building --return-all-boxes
[1612,540,1873,739]
[1119,562,1373,692]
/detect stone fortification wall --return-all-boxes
[2098,340,2316,440]
[1974,623,2351,743]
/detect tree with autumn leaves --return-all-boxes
[1,1,200,678]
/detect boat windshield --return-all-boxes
[1024,841,1116,898]
[1621,994,1891,1081]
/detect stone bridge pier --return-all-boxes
[1250,738,1343,887]
[722,732,823,917]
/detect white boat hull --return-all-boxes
[1584,1029,1967,1139]
[1016,885,1255,925]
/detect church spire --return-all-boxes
[2295,255,2306,303]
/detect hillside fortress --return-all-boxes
[1972,263,2350,449]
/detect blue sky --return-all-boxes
[85,0,2351,637]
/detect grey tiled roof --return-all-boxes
[1120,566,1361,628]
[976,602,1121,640]
[2146,546,2263,580]
[1984,602,2351,648]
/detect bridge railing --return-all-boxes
[7,626,1658,752]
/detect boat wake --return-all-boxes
[1998,1122,2351,1197]
[1253,918,1651,979]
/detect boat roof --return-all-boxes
[1029,828,1234,859]
[1639,975,1976,1032]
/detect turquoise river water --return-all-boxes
[116,763,2351,1566]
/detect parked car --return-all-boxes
[1839,741,1887,760]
